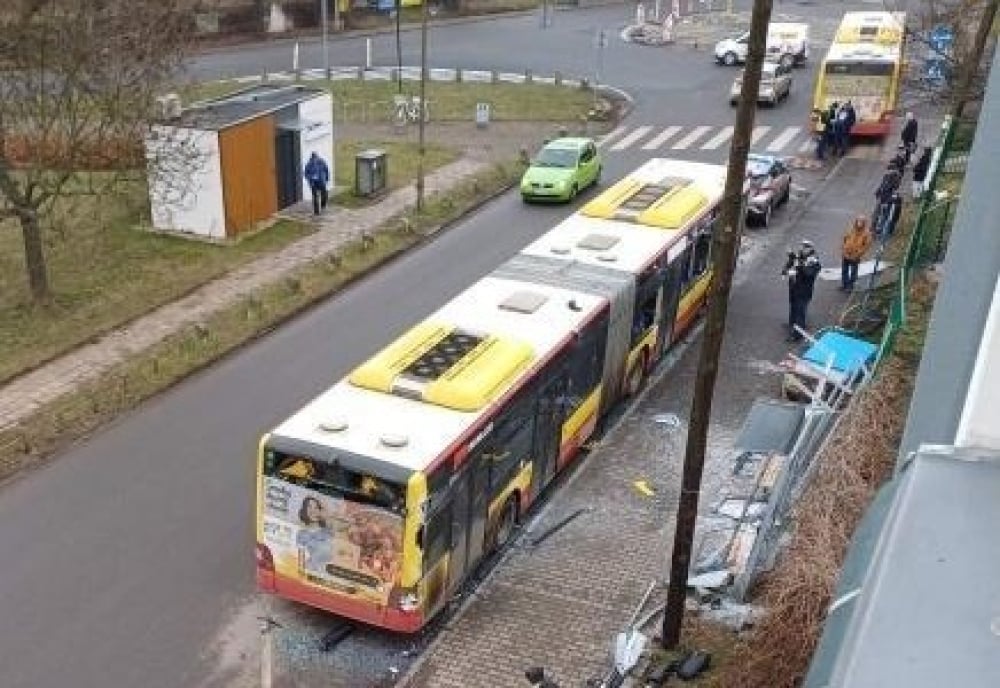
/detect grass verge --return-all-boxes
[0,141,457,385]
[187,79,595,124]
[0,160,524,483]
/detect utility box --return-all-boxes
[355,149,387,197]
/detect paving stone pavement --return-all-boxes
[0,158,487,432]
[398,152,895,688]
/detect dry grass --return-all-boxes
[709,275,938,688]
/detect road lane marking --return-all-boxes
[610,125,653,151]
[671,125,712,149]
[597,126,628,148]
[751,125,772,145]
[701,126,735,150]
[641,125,683,150]
[766,126,802,152]
[798,138,814,153]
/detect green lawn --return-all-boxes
[187,79,595,123]
[333,139,458,205]
[0,136,460,384]
[0,195,313,385]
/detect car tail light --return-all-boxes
[255,543,274,572]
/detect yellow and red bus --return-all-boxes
[255,159,728,632]
[813,11,906,137]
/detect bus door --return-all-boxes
[657,258,686,348]
[533,372,568,485]
[446,448,490,590]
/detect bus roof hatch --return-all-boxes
[581,175,708,229]
[349,321,534,412]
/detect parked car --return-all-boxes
[714,22,810,67]
[520,137,601,203]
[730,60,793,106]
[744,154,792,227]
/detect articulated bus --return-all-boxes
[813,11,906,137]
[255,159,729,632]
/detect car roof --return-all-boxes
[747,153,781,166]
[542,137,592,150]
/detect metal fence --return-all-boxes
[875,114,974,361]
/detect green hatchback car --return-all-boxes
[520,137,602,203]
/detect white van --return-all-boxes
[714,22,810,68]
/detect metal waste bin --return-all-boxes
[355,149,387,197]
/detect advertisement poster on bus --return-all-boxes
[262,477,403,604]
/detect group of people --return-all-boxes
[811,100,857,160]
[781,112,933,343]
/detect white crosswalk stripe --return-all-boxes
[672,125,712,150]
[767,126,802,152]
[610,125,653,151]
[596,124,823,156]
[750,126,771,145]
[701,126,734,150]
[597,126,628,148]
[641,125,683,150]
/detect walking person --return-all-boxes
[879,191,904,240]
[900,112,918,163]
[911,146,933,199]
[304,152,330,216]
[781,240,822,342]
[841,216,873,291]
[833,104,850,156]
[811,108,828,161]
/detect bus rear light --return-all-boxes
[255,543,274,572]
[398,593,420,612]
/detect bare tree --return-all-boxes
[900,0,998,111]
[0,0,196,302]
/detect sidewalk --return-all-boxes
[398,154,893,688]
[0,158,487,433]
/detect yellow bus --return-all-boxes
[813,11,906,137]
[255,159,729,632]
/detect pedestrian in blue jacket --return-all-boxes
[304,152,330,215]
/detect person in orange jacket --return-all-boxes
[841,215,873,291]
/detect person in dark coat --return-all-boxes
[911,146,933,199]
[878,191,904,239]
[900,112,918,162]
[781,240,822,342]
[304,152,330,215]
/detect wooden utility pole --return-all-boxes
[660,0,773,649]
[950,0,998,119]
[415,0,429,211]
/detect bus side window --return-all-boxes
[692,229,712,277]
[421,502,452,575]
[565,313,608,415]
[487,400,534,499]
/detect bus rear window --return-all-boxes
[263,451,406,514]
[825,61,894,76]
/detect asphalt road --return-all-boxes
[0,2,885,686]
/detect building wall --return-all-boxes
[146,126,226,238]
[297,94,335,191]
[219,115,279,237]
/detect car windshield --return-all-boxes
[534,147,578,168]
[746,160,772,180]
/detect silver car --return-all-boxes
[730,60,793,106]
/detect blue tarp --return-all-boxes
[802,331,877,377]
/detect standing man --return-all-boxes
[879,191,904,240]
[841,216,873,291]
[304,151,330,216]
[781,240,822,342]
[900,112,919,163]
[911,146,933,199]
